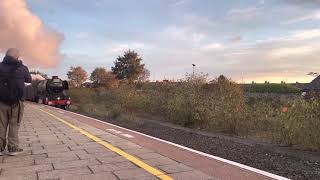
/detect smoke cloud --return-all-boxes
[0,0,64,67]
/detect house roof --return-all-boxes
[307,76,320,90]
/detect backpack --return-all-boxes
[0,64,23,105]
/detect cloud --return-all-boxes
[225,32,320,82]
[149,27,320,82]
[259,0,265,5]
[162,26,206,43]
[200,43,223,51]
[31,74,45,81]
[74,32,90,40]
[286,11,320,24]
[171,0,186,7]
[255,29,320,42]
[227,7,262,20]
[0,0,63,68]
[270,46,315,58]
[107,42,146,54]
[230,35,243,42]
[284,0,320,5]
[181,13,216,28]
[290,29,320,40]
[26,0,319,83]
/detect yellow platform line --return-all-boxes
[37,107,174,180]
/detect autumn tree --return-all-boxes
[67,66,88,87]
[90,67,119,89]
[112,50,145,83]
[137,68,150,82]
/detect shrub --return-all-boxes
[276,100,320,150]
[68,79,320,151]
[164,75,248,134]
[68,88,97,104]
[166,83,200,127]
[204,77,248,134]
[245,84,301,94]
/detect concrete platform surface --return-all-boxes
[0,103,289,180]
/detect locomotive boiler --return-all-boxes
[25,76,71,109]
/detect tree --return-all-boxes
[90,67,119,89]
[67,66,88,87]
[30,70,48,79]
[217,75,228,83]
[138,68,150,82]
[90,68,107,85]
[185,72,208,84]
[209,75,234,86]
[308,72,319,76]
[112,50,145,83]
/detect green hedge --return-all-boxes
[244,84,301,94]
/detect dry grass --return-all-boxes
[68,79,320,151]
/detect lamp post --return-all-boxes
[192,64,196,77]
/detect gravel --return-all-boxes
[101,117,320,180]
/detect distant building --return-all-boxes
[308,75,320,91]
[295,75,320,96]
[298,76,320,98]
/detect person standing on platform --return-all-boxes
[0,48,32,156]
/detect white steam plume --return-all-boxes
[0,0,64,67]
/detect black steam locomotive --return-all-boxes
[25,76,71,109]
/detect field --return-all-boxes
[68,79,320,151]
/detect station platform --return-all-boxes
[0,103,289,180]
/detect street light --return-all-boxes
[192,64,196,76]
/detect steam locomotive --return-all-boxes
[25,76,71,109]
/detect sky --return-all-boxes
[1,0,320,83]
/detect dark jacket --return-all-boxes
[0,56,32,100]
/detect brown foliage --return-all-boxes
[90,67,119,89]
[67,66,88,87]
[68,75,320,150]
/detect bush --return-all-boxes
[68,88,97,104]
[276,100,320,150]
[204,78,248,135]
[68,79,320,151]
[245,84,301,94]
[158,75,248,134]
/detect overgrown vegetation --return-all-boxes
[68,74,320,151]
[244,83,301,94]
[275,100,320,150]
[65,50,320,151]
